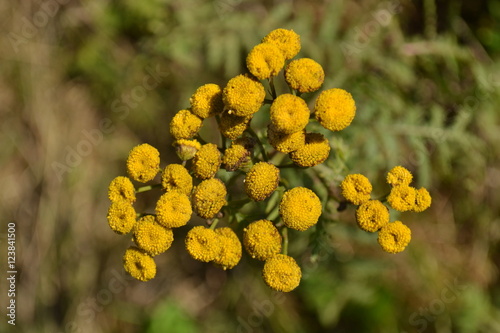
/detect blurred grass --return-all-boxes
[0,0,499,332]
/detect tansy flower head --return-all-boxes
[285,58,325,93]
[192,178,227,219]
[355,200,389,232]
[126,144,160,183]
[280,187,322,231]
[173,139,201,161]
[155,191,192,228]
[192,143,222,179]
[189,83,224,119]
[107,201,136,234]
[222,143,251,172]
[133,215,174,256]
[170,109,203,139]
[413,187,432,212]
[246,43,285,80]
[340,174,372,205]
[213,227,242,270]
[387,185,416,212]
[270,94,310,135]
[289,132,330,167]
[378,221,411,254]
[185,226,222,262]
[243,219,282,261]
[262,28,301,60]
[108,176,136,203]
[161,164,193,195]
[244,162,280,201]
[314,88,356,132]
[223,74,266,117]
[267,125,305,153]
[123,247,156,281]
[387,166,413,187]
[218,111,252,140]
[262,254,301,292]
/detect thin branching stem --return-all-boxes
[135,183,162,193]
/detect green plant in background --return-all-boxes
[106,28,431,293]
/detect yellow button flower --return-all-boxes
[189,83,224,119]
[169,109,203,139]
[377,221,411,254]
[340,174,372,205]
[244,162,280,201]
[355,200,389,232]
[108,176,136,203]
[413,187,432,212]
[161,164,193,195]
[213,227,242,270]
[192,143,222,179]
[223,74,265,117]
[173,139,201,161]
[126,143,160,183]
[289,132,330,167]
[185,226,222,262]
[262,28,301,60]
[280,187,322,231]
[218,111,252,140]
[270,94,310,134]
[243,219,282,261]
[314,88,356,131]
[107,201,136,234]
[285,58,325,93]
[192,178,227,219]
[387,185,416,212]
[267,125,305,153]
[387,166,413,187]
[123,247,156,281]
[155,191,192,228]
[262,254,301,292]
[133,215,174,256]
[246,43,285,80]
[222,143,251,172]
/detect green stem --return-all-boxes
[215,115,227,150]
[135,183,162,193]
[209,218,219,230]
[228,197,252,207]
[277,163,296,169]
[247,127,268,162]
[269,77,277,100]
[264,98,274,104]
[282,227,289,255]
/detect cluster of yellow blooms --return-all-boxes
[106,28,431,292]
[340,166,431,253]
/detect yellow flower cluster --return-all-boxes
[244,162,280,201]
[123,246,156,282]
[126,144,160,183]
[185,225,242,268]
[386,166,432,213]
[192,178,227,219]
[243,219,282,260]
[280,187,322,231]
[262,254,302,292]
[341,166,432,253]
[133,215,174,256]
[106,28,432,289]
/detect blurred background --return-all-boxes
[1,0,500,332]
